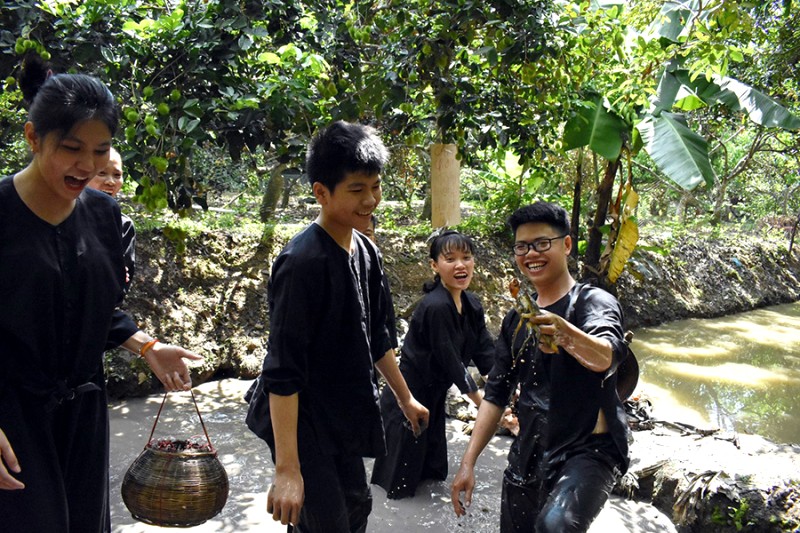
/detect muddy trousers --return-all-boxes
[288,453,372,533]
[500,451,618,533]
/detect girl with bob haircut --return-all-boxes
[371,230,495,499]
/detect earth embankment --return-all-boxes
[108,224,800,397]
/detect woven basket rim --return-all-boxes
[142,444,218,458]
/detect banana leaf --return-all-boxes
[636,112,715,190]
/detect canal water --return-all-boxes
[631,301,800,445]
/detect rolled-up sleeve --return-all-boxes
[261,253,317,396]
[575,288,627,378]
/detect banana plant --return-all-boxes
[561,0,800,285]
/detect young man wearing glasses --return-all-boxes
[451,201,630,532]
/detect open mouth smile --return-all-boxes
[524,261,546,272]
[65,175,90,190]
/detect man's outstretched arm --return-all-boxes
[451,399,505,516]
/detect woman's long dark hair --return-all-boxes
[422,230,476,293]
[18,54,119,141]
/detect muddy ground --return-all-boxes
[108,379,679,533]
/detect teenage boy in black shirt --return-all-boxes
[246,121,429,532]
[451,201,630,533]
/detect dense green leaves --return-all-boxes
[715,77,800,130]
[0,0,796,254]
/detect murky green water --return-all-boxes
[631,301,800,445]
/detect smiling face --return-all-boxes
[432,245,475,296]
[88,147,123,196]
[513,222,572,288]
[26,119,113,204]
[314,170,382,238]
[361,216,376,243]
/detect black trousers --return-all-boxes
[500,438,620,533]
[287,453,373,533]
[0,385,110,533]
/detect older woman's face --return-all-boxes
[88,148,123,196]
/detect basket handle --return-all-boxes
[145,390,215,452]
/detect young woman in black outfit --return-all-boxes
[0,57,201,533]
[371,230,495,499]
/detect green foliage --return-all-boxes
[1,0,335,212]
[357,0,557,163]
[711,499,753,531]
[0,0,796,259]
[637,112,715,189]
[562,97,627,161]
[191,143,257,193]
[0,85,26,177]
[161,224,190,255]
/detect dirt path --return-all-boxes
[109,379,675,532]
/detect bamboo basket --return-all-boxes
[121,391,229,527]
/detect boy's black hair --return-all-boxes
[19,54,119,140]
[507,201,570,236]
[306,120,389,192]
[423,230,475,293]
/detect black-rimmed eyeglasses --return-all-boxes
[512,234,568,256]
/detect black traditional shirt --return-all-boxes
[484,283,630,482]
[0,178,138,404]
[399,282,495,393]
[249,223,392,457]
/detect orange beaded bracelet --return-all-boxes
[139,339,159,358]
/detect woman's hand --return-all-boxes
[0,428,24,490]
[142,342,204,391]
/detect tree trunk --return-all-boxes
[710,177,729,225]
[421,183,432,222]
[676,191,699,224]
[570,150,584,260]
[582,159,619,282]
[259,163,287,223]
[280,176,295,208]
[430,143,461,228]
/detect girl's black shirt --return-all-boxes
[0,177,138,403]
[399,282,495,393]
